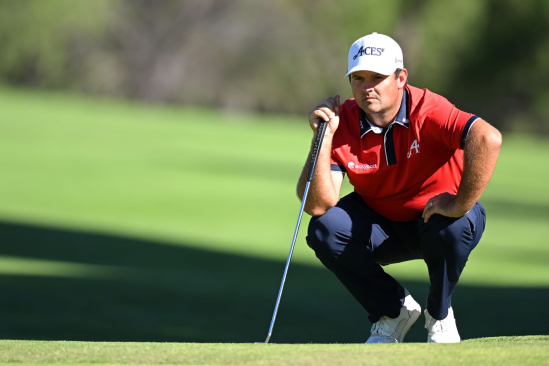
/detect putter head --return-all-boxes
[253,342,267,344]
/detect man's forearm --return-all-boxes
[297,132,340,216]
[456,120,502,212]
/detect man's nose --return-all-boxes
[363,82,375,92]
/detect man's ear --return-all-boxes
[398,69,408,88]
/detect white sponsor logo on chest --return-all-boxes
[348,161,377,170]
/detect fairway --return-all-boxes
[0,337,547,365]
[0,87,548,344]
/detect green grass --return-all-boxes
[0,337,547,365]
[1,87,548,285]
[0,86,547,345]
[0,87,311,261]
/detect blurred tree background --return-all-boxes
[0,0,548,131]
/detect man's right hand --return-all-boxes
[309,95,341,136]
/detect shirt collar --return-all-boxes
[359,89,409,137]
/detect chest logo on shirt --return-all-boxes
[407,140,420,158]
[348,161,377,170]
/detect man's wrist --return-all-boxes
[453,194,474,215]
[323,130,335,140]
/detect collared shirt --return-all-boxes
[330,84,479,221]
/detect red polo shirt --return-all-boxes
[331,85,479,221]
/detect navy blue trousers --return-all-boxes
[306,192,486,323]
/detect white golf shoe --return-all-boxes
[366,292,421,344]
[424,307,461,343]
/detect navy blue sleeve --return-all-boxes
[331,164,347,173]
[460,116,480,149]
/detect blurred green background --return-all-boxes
[0,0,548,343]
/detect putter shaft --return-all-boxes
[259,120,328,344]
[263,180,312,344]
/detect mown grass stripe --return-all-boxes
[0,337,547,365]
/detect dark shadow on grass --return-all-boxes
[0,220,547,343]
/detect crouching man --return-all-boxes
[297,32,501,343]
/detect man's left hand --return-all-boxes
[422,193,470,223]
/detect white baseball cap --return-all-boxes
[345,32,404,77]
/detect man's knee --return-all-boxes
[421,214,460,245]
[307,204,362,264]
[306,208,340,257]
[420,213,479,264]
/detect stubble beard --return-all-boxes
[360,99,384,116]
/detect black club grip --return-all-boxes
[306,120,328,182]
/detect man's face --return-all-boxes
[350,70,404,117]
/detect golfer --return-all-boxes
[297,32,502,343]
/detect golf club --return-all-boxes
[255,118,329,344]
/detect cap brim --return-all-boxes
[344,64,397,78]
